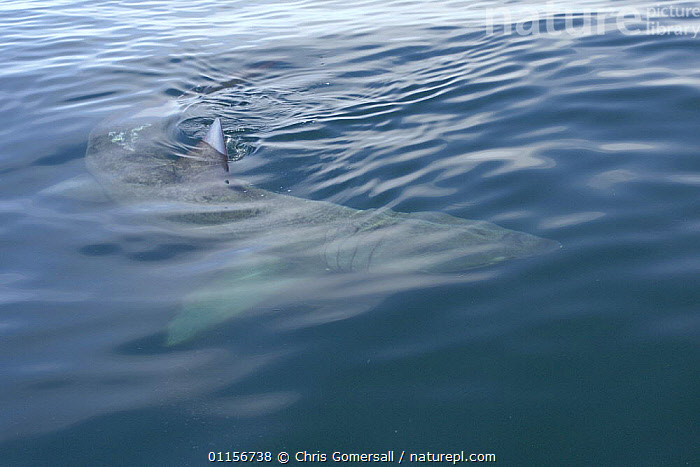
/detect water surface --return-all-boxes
[0,1,698,465]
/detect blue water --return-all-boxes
[1,1,698,465]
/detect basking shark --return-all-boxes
[85,108,559,344]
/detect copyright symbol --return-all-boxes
[277,452,289,464]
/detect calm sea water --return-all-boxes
[1,1,698,465]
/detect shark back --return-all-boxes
[86,115,238,204]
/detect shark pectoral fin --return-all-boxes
[166,261,300,345]
[276,295,385,331]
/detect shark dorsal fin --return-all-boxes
[201,117,229,172]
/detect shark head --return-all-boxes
[321,209,560,274]
[415,223,561,273]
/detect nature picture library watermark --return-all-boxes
[482,2,700,38]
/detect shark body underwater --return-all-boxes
[85,108,560,344]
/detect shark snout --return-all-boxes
[502,231,561,256]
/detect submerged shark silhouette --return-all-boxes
[86,110,559,344]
